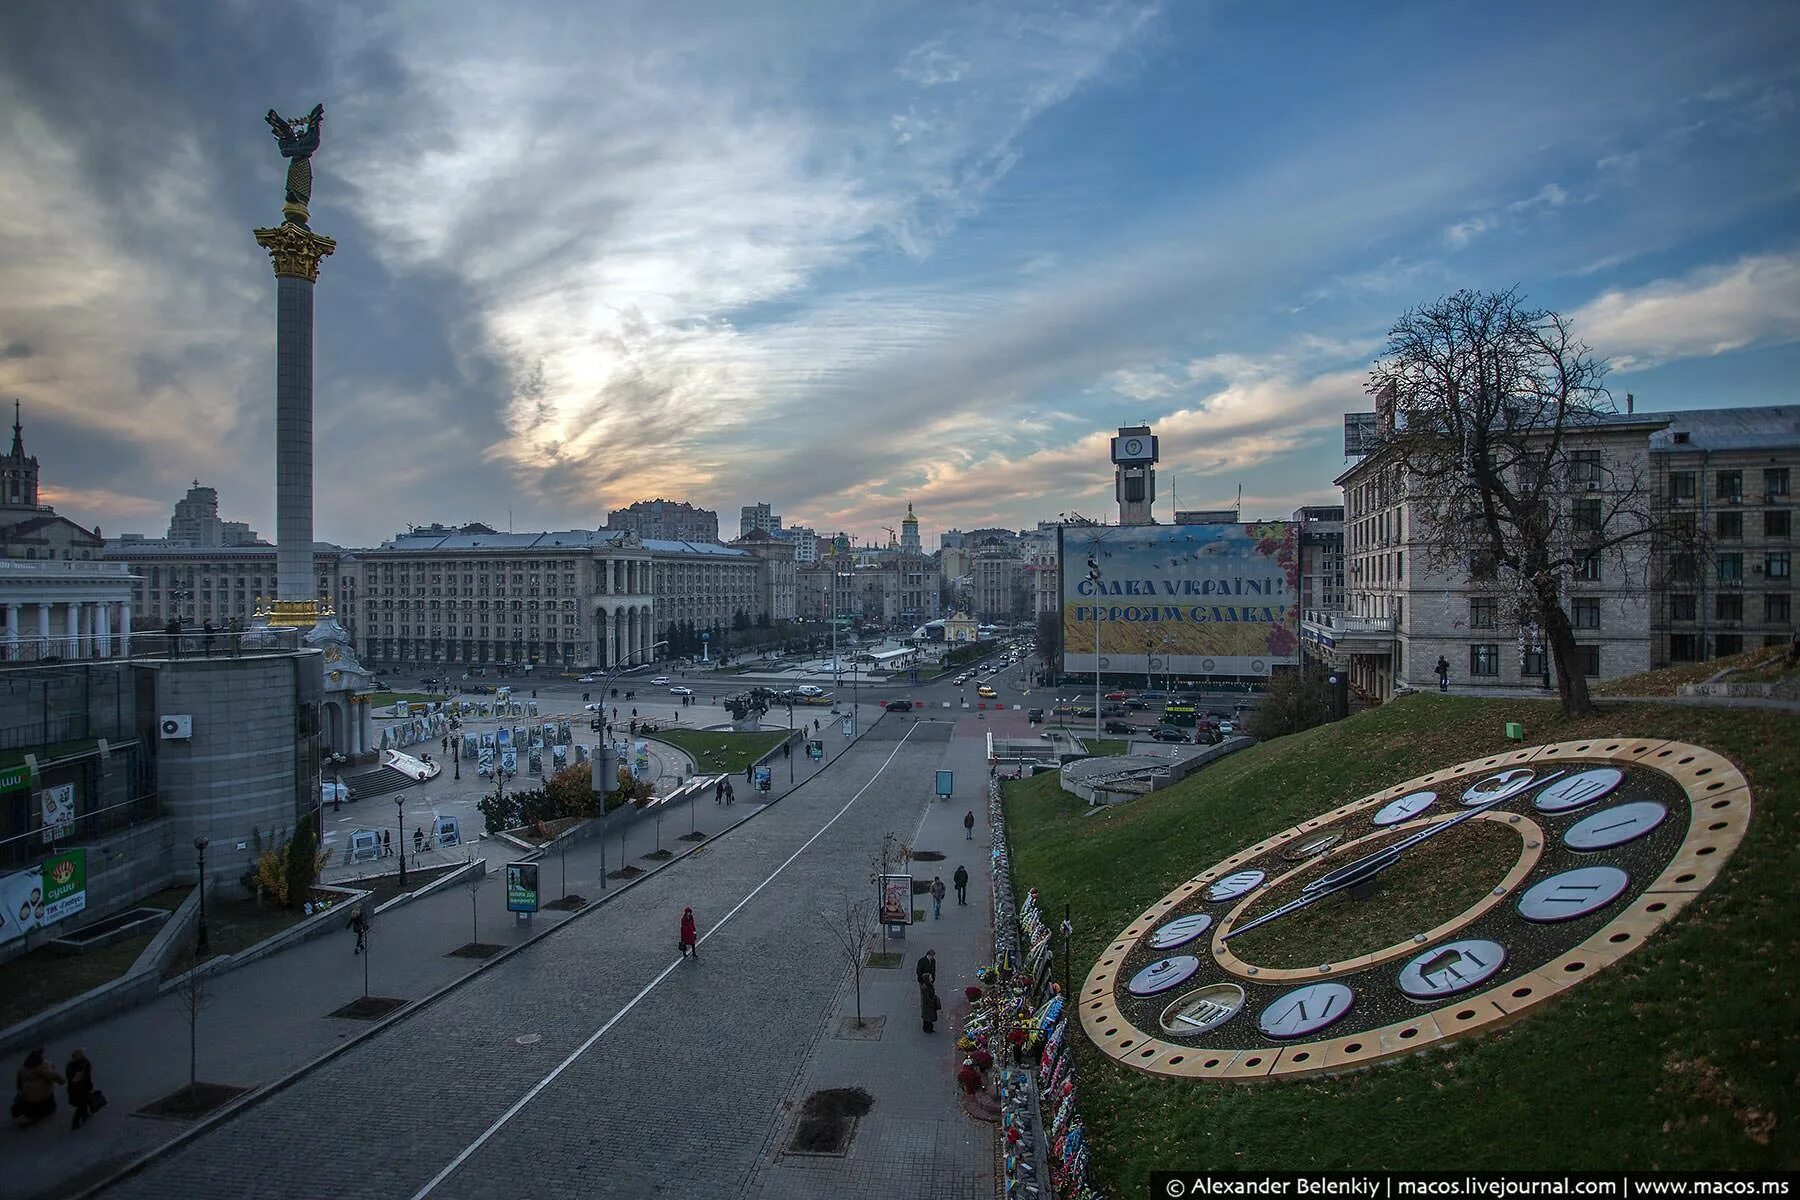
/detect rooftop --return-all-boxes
[1649,405,1800,454]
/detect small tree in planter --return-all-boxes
[824,893,878,1027]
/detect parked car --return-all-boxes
[578,674,599,683]
[1103,691,1131,701]
[797,684,825,697]
[1151,725,1190,742]
[1072,705,1097,718]
[1123,698,1151,710]
[1103,718,1134,734]
[650,675,671,685]
[669,686,693,696]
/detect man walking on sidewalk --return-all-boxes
[963,810,975,840]
[347,906,369,955]
[930,876,946,920]
[953,864,969,906]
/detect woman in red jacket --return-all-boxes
[679,907,700,961]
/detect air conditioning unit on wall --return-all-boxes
[159,715,193,740]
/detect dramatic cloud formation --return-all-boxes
[0,1,1796,548]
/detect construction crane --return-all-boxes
[882,526,898,547]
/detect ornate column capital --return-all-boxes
[253,221,337,282]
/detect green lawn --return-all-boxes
[649,729,790,777]
[1004,694,1798,1182]
[0,886,190,1029]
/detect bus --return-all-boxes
[1162,701,1197,729]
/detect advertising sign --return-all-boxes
[1343,411,1381,457]
[41,783,76,843]
[806,739,824,761]
[41,850,86,926]
[878,873,913,925]
[0,866,44,942]
[505,862,540,913]
[841,717,853,738]
[1060,523,1300,678]
[935,770,954,799]
[0,764,30,795]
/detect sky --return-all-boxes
[2,1,1797,551]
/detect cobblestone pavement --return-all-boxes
[93,714,972,1200]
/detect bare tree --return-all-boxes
[176,948,209,1089]
[822,893,879,1027]
[1368,287,1671,716]
[870,832,911,959]
[466,866,484,946]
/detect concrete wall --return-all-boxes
[146,649,323,886]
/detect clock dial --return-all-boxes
[1534,768,1623,813]
[1373,790,1436,826]
[1563,802,1668,850]
[1082,739,1751,1081]
[1149,913,1213,949]
[1517,866,1631,922]
[1207,870,1266,901]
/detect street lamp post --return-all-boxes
[194,836,209,953]
[395,794,406,888]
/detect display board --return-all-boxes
[1059,523,1300,678]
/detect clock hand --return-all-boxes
[1221,770,1565,944]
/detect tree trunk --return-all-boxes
[1534,575,1592,716]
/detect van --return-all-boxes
[1027,708,1044,724]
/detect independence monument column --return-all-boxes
[253,103,335,629]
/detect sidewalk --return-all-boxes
[0,704,883,1200]
[745,712,998,1200]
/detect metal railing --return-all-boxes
[0,628,307,667]
[0,792,161,871]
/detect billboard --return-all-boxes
[1060,523,1300,678]
[1344,412,1381,457]
[0,849,87,942]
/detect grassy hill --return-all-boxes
[1004,694,1798,1183]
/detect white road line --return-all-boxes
[407,722,920,1200]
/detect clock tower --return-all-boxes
[1111,424,1158,525]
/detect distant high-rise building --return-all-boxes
[940,529,965,550]
[166,480,263,547]
[740,502,781,538]
[606,499,719,543]
[774,524,820,564]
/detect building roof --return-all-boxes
[374,529,635,553]
[1648,405,1800,453]
[104,541,342,558]
[642,538,753,559]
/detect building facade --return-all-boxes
[1648,406,1798,664]
[606,499,719,544]
[105,543,353,633]
[164,481,261,547]
[730,530,797,621]
[739,503,780,538]
[1293,504,1346,616]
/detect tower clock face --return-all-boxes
[1080,738,1751,1081]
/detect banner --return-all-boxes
[41,783,75,843]
[0,764,30,795]
[0,865,44,941]
[505,862,539,913]
[40,850,86,926]
[878,873,913,925]
[1060,522,1300,677]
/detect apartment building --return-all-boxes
[106,542,353,632]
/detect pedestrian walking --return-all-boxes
[382,828,392,858]
[1435,655,1450,692]
[745,764,753,783]
[920,978,942,1033]
[714,779,724,805]
[679,906,700,960]
[953,864,969,906]
[725,781,735,805]
[413,826,425,854]
[347,906,369,955]
[963,810,975,840]
[201,619,216,657]
[65,1049,101,1130]
[11,1047,62,1127]
[930,876,946,920]
[915,948,937,986]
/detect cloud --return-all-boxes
[1573,252,1800,372]
[1443,213,1499,250]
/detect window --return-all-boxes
[1766,467,1791,498]
[1718,553,1743,583]
[1669,471,1696,501]
[1577,644,1601,677]
[1716,511,1743,540]
[1469,597,1497,629]
[1669,593,1697,621]
[1714,633,1743,656]
[1469,644,1500,677]
[1767,552,1791,580]
[1765,594,1791,623]
[1669,634,1698,662]
[1572,598,1601,629]
[1573,499,1603,533]
[1715,593,1743,622]
[1522,647,1546,678]
[1767,510,1791,538]
[1574,553,1602,582]
[1667,554,1696,583]
[1570,449,1603,487]
[1716,470,1742,501]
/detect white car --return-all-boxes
[796,684,825,697]
[578,674,598,683]
[585,702,604,712]
[650,675,671,685]
[670,686,693,696]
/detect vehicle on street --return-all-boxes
[1152,725,1190,742]
[884,699,914,712]
[1141,690,1169,702]
[976,684,998,698]
[796,684,825,697]
[669,686,693,696]
[1123,698,1151,711]
[585,702,604,712]
[1104,718,1135,734]
[1072,705,1097,718]
[1104,691,1130,701]
[578,674,598,683]
[1027,708,1044,724]
[650,675,671,685]
[1219,721,1235,735]
[1052,701,1075,716]
[953,674,970,685]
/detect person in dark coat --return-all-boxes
[953,864,970,906]
[679,907,700,960]
[65,1049,97,1130]
[347,906,370,955]
[920,978,942,1033]
[915,948,936,986]
[11,1047,62,1127]
[963,810,976,840]
[930,876,946,920]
